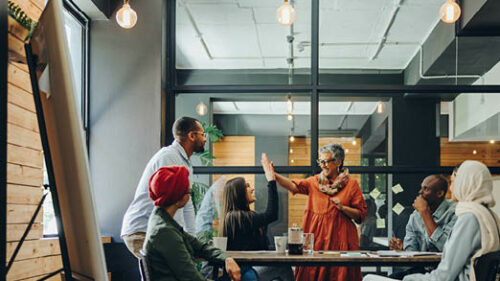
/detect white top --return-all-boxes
[121,140,196,237]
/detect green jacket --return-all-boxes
[143,207,227,281]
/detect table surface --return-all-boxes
[215,251,441,266]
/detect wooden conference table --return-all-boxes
[210,251,441,279]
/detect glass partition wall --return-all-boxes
[166,0,500,253]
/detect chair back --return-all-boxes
[138,249,152,281]
[474,250,500,281]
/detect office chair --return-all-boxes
[474,250,500,281]
[138,249,152,281]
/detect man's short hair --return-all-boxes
[172,117,200,140]
[432,174,448,196]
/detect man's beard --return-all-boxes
[194,142,205,153]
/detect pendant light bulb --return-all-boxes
[276,0,296,26]
[196,102,207,116]
[287,114,294,121]
[116,0,138,29]
[287,96,293,114]
[376,101,385,114]
[440,0,461,24]
[289,135,295,143]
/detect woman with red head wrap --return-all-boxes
[143,166,241,281]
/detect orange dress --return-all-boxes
[291,175,367,281]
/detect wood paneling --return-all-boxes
[8,102,39,132]
[288,138,361,227]
[6,163,43,186]
[8,62,31,93]
[7,256,62,280]
[7,184,43,205]
[440,138,500,167]
[7,143,43,168]
[8,83,35,112]
[6,2,62,279]
[21,274,62,281]
[7,204,42,224]
[7,239,61,261]
[6,224,43,242]
[8,33,25,61]
[213,136,256,189]
[7,123,41,150]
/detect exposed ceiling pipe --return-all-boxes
[296,41,420,52]
[418,44,483,83]
[178,0,213,60]
[371,0,403,60]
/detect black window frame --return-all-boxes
[163,0,500,177]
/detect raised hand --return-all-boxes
[261,153,276,181]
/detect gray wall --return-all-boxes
[89,0,163,240]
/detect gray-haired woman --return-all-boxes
[262,142,367,281]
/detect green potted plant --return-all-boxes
[190,123,224,214]
[8,0,37,41]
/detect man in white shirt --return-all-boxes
[121,116,206,257]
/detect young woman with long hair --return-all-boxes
[220,155,278,251]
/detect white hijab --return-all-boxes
[454,160,500,281]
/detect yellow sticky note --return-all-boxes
[392,184,404,194]
[392,203,405,215]
[376,218,385,229]
[370,188,381,199]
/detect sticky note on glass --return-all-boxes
[392,184,404,194]
[370,188,381,199]
[393,203,405,215]
[376,218,385,229]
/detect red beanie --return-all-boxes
[149,166,190,208]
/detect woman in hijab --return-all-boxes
[364,160,500,281]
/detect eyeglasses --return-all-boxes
[192,131,208,138]
[316,158,335,166]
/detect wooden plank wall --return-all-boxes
[440,138,500,167]
[6,0,63,280]
[212,136,256,187]
[212,136,255,213]
[288,138,361,227]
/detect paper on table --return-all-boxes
[372,250,442,257]
[340,252,366,257]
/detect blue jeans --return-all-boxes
[241,266,258,281]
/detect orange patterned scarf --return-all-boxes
[318,168,350,196]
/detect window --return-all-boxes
[166,0,500,250]
[43,2,89,236]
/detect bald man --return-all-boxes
[389,175,457,278]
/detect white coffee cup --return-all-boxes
[274,236,287,254]
[213,237,228,251]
